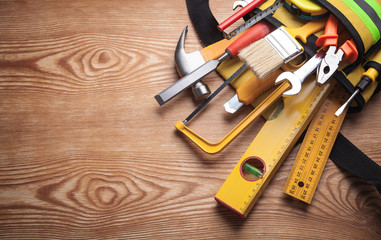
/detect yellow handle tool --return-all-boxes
[215,78,334,217]
[175,79,290,154]
[285,0,328,19]
[236,70,281,106]
[283,16,327,43]
[200,31,246,61]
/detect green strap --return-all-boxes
[365,0,381,17]
[343,0,381,43]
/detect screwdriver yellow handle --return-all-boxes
[363,68,379,82]
[363,48,381,82]
[175,82,291,154]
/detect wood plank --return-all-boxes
[0,0,380,239]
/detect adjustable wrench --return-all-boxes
[233,0,253,10]
[275,50,325,96]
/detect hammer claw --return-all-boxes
[174,25,210,100]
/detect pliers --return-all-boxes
[316,14,358,84]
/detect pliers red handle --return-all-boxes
[316,14,358,84]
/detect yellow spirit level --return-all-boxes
[214,77,334,217]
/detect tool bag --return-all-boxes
[314,0,381,111]
[316,0,381,59]
[254,0,381,110]
[185,0,381,193]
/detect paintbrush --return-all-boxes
[238,18,327,80]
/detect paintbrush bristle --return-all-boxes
[239,27,304,80]
[238,38,284,80]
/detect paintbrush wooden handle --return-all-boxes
[226,21,274,58]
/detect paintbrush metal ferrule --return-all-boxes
[265,27,303,63]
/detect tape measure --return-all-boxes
[283,85,348,203]
[215,78,334,217]
[284,0,328,20]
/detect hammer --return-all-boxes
[158,22,273,106]
[174,25,245,101]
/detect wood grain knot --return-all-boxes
[71,173,131,211]
[79,48,128,78]
[37,172,149,212]
[89,49,119,71]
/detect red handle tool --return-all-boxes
[315,14,358,84]
[315,14,339,51]
[225,21,274,57]
[340,39,358,62]
[218,0,266,31]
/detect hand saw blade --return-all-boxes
[283,84,349,204]
[224,0,285,39]
[215,76,334,217]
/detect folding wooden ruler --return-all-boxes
[215,77,334,217]
[283,84,349,203]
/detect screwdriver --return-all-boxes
[154,21,274,106]
[335,67,379,116]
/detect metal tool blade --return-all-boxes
[224,94,244,113]
[335,89,359,117]
[275,50,325,96]
[155,53,229,106]
[316,46,342,85]
[183,63,247,124]
[225,0,284,40]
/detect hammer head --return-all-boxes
[175,25,207,77]
[174,25,210,100]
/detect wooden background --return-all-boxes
[0,0,380,239]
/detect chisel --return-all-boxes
[154,21,274,106]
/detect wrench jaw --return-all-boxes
[275,72,301,96]
[174,25,211,100]
[233,0,251,10]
